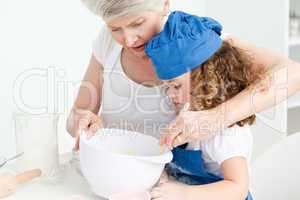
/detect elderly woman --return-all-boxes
[66,0,300,150]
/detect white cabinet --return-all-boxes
[288,0,300,137]
[288,0,300,109]
[289,0,300,50]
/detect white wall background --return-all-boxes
[0,0,102,157]
[0,0,289,160]
[170,0,206,15]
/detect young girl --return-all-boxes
[145,11,264,200]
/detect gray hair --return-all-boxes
[81,0,166,22]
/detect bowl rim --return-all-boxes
[80,128,173,164]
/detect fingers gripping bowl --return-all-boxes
[79,128,173,198]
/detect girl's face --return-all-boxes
[107,11,166,58]
[164,73,191,113]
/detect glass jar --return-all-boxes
[14,114,60,177]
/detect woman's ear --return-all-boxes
[162,0,170,16]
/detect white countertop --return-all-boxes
[3,132,300,199]
[1,153,106,200]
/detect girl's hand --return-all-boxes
[67,108,102,151]
[160,107,226,149]
[151,181,189,200]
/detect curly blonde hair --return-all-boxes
[190,40,264,127]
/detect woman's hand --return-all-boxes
[66,108,102,150]
[160,107,226,149]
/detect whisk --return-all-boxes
[0,152,24,168]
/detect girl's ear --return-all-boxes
[162,0,170,16]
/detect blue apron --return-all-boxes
[166,144,253,200]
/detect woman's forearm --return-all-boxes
[220,59,300,128]
[162,60,300,146]
[74,54,103,113]
[187,180,248,200]
[66,54,103,137]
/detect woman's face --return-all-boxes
[164,73,191,113]
[107,11,166,58]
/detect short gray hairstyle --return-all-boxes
[81,0,166,22]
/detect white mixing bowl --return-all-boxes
[80,128,173,198]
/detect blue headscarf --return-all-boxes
[145,11,223,80]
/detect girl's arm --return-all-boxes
[187,157,249,200]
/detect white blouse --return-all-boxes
[187,125,253,177]
[92,25,176,138]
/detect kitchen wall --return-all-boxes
[0,0,101,156]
